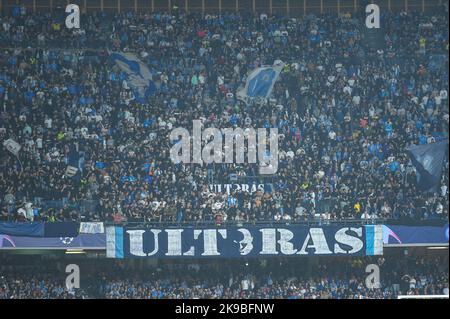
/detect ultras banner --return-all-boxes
[106,225,383,259]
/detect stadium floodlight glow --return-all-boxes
[398,295,449,299]
[65,249,85,254]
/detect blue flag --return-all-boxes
[109,52,156,102]
[237,63,284,102]
[0,222,45,237]
[406,141,448,192]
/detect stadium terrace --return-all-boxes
[0,0,448,303]
[0,7,447,225]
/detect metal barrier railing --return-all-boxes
[0,0,443,15]
[102,217,449,228]
[103,218,388,228]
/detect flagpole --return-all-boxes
[16,154,23,176]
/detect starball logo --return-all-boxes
[169,120,279,174]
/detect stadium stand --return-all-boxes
[0,0,448,302]
[0,252,448,299]
[0,4,448,225]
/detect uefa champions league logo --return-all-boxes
[60,237,74,245]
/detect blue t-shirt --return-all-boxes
[389,161,399,172]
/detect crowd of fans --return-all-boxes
[100,256,449,299]
[0,254,448,299]
[0,6,448,224]
[0,273,89,299]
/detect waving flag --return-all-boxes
[3,139,21,156]
[109,52,156,102]
[237,62,284,102]
[406,141,448,192]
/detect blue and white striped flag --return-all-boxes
[237,62,284,102]
[106,226,124,259]
[365,225,383,256]
[109,52,156,102]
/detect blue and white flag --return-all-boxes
[109,52,156,102]
[106,226,124,259]
[406,141,448,192]
[237,62,284,102]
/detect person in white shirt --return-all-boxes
[241,278,249,291]
[440,185,447,197]
[409,277,417,289]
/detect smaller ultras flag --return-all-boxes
[237,62,284,102]
[406,140,448,192]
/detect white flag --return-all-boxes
[3,139,21,156]
[65,166,78,177]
